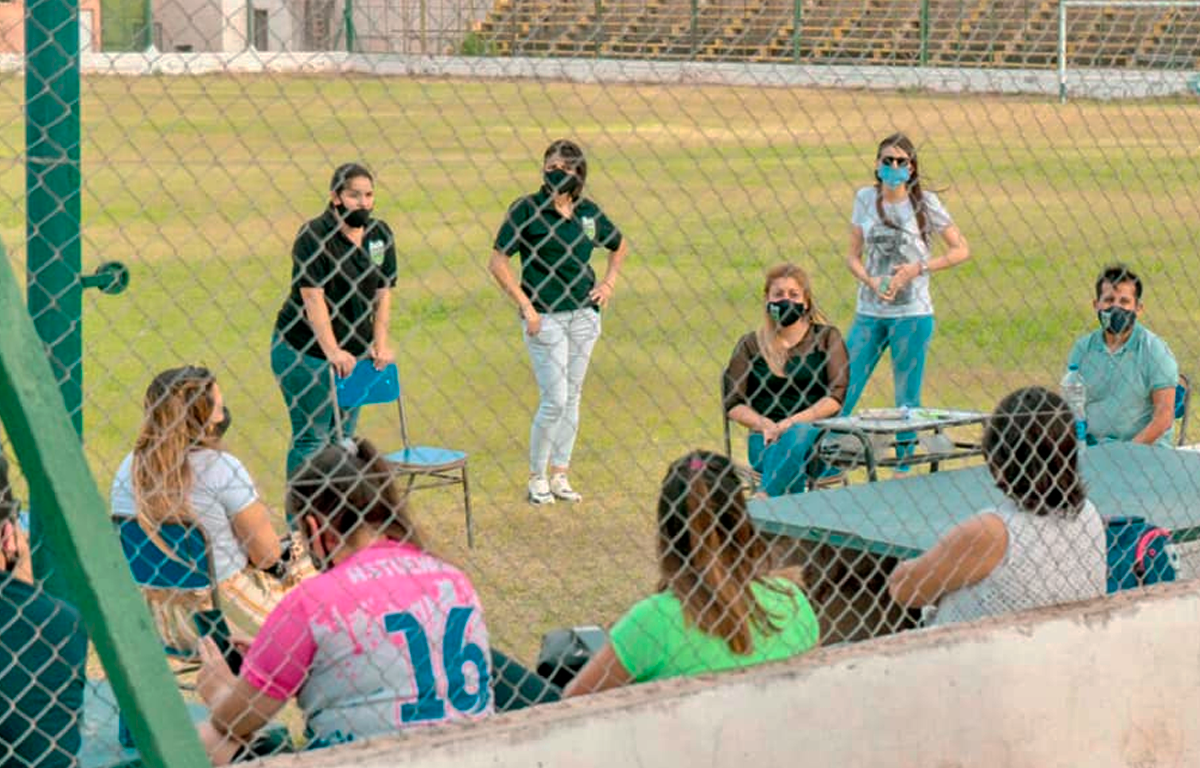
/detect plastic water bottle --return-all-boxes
[1060,364,1088,447]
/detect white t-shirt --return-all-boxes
[931,498,1106,627]
[111,449,260,582]
[851,186,953,318]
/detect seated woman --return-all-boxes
[563,450,819,695]
[197,438,492,763]
[111,366,302,646]
[723,263,849,497]
[888,386,1106,626]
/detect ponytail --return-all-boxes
[657,451,784,655]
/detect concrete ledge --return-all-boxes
[271,580,1200,768]
[0,52,1193,100]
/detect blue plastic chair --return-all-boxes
[1176,373,1190,446]
[112,515,218,659]
[333,362,474,547]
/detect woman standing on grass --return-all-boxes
[842,133,970,465]
[562,450,819,695]
[488,139,629,506]
[723,263,849,497]
[271,162,397,479]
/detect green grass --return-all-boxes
[4,75,1200,660]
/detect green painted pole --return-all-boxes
[792,0,801,63]
[26,0,82,594]
[246,0,253,48]
[345,0,356,52]
[689,0,698,59]
[0,244,210,768]
[144,0,154,48]
[919,0,929,65]
[594,0,601,57]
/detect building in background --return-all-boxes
[0,0,103,53]
[145,0,487,52]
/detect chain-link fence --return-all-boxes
[3,0,1200,761]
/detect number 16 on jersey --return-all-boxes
[384,606,491,723]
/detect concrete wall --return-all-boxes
[274,581,1200,768]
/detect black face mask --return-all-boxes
[336,204,371,229]
[213,406,232,439]
[1098,307,1136,336]
[544,168,581,197]
[768,299,808,328]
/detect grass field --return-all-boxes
[3,74,1199,661]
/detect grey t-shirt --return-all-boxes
[851,186,953,318]
[111,449,259,582]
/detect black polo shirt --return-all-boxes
[493,188,623,313]
[275,208,398,359]
[0,577,88,768]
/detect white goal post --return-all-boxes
[1058,0,1200,102]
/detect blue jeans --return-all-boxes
[842,314,935,459]
[748,423,822,497]
[523,309,602,475]
[270,332,360,479]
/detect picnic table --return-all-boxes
[813,407,989,482]
[751,442,1200,643]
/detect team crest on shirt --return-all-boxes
[581,216,596,241]
[368,239,386,266]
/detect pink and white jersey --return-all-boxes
[242,539,492,743]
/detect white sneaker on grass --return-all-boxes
[549,474,583,503]
[528,476,555,505]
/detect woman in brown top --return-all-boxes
[723,264,849,497]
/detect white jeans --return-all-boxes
[523,308,602,475]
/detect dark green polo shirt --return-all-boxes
[275,208,398,359]
[0,576,88,768]
[493,189,623,313]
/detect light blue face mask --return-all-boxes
[878,164,911,190]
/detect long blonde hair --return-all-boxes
[755,263,825,375]
[132,366,220,535]
[657,451,795,655]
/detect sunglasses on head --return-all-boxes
[879,156,910,167]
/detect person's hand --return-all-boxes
[522,305,542,336]
[197,637,237,707]
[329,348,356,378]
[588,280,615,308]
[866,275,894,303]
[888,262,922,295]
[1,520,33,585]
[370,343,395,371]
[761,419,784,446]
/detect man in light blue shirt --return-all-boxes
[1066,264,1178,447]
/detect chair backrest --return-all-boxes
[335,360,400,409]
[112,515,215,592]
[332,360,412,448]
[1176,372,1190,446]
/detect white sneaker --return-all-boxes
[528,476,555,505]
[549,474,583,503]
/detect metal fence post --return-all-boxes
[595,0,602,57]
[26,0,82,594]
[1058,0,1068,102]
[345,0,357,52]
[690,0,698,59]
[144,0,154,48]
[919,0,929,65]
[792,0,802,63]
